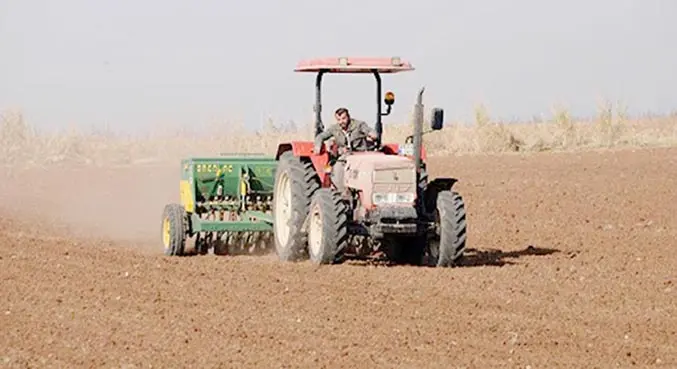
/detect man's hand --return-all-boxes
[365,126,378,141]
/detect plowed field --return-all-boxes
[1,147,676,368]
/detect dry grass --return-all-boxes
[2,103,677,170]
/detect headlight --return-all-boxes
[372,192,415,205]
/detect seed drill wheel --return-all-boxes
[161,203,187,256]
[307,189,348,265]
[426,191,467,267]
[272,151,320,261]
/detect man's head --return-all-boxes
[334,107,351,129]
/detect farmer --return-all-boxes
[313,107,378,192]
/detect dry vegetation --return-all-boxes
[2,102,677,170]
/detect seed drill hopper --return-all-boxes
[161,154,277,256]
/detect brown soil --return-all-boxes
[1,147,676,368]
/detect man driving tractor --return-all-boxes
[313,107,378,192]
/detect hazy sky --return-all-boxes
[1,0,675,133]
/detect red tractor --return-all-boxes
[272,57,467,266]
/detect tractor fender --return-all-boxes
[275,141,331,187]
[422,177,458,213]
[275,141,315,159]
[427,177,458,192]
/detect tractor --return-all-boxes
[271,57,467,266]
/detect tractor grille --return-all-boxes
[372,168,416,193]
[373,183,416,193]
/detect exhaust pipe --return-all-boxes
[413,87,425,184]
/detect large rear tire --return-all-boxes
[307,189,349,264]
[426,191,467,267]
[272,151,320,261]
[162,203,187,256]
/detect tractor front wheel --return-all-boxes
[307,189,348,264]
[162,203,187,256]
[426,191,467,267]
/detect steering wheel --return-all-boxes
[366,139,379,152]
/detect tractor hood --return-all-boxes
[344,152,415,171]
[344,153,417,209]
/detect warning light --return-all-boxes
[384,91,395,105]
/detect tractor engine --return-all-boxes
[344,153,419,239]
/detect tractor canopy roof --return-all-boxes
[294,57,414,74]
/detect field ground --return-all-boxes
[1,146,676,368]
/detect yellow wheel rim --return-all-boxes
[162,217,171,248]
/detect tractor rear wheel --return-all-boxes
[307,189,348,264]
[426,191,467,267]
[161,203,187,256]
[273,151,320,261]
